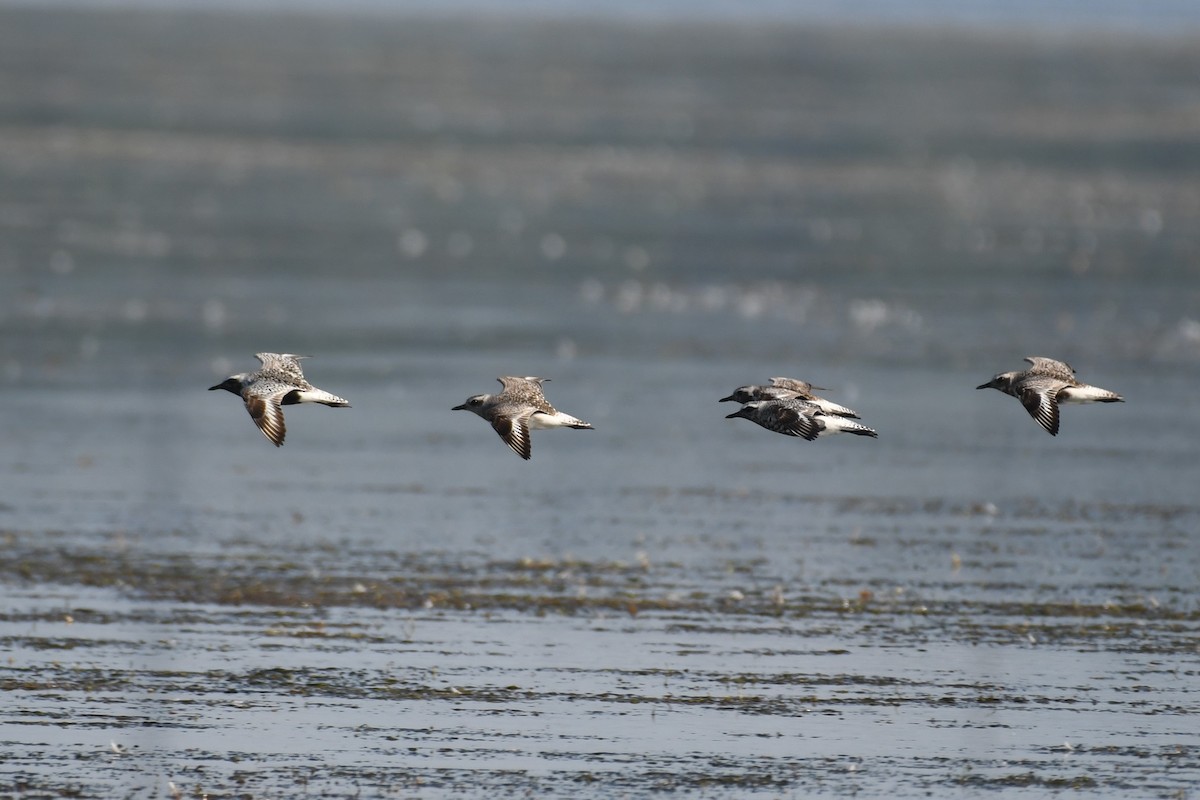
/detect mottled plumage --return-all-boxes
[768,376,825,394]
[209,353,350,447]
[452,376,593,460]
[976,356,1123,436]
[725,399,878,440]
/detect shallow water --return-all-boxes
[1,8,1199,799]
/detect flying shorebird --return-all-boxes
[209,353,350,447]
[725,398,878,440]
[719,376,860,418]
[452,376,593,460]
[976,356,1123,436]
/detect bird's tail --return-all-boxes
[812,398,861,419]
[532,411,593,430]
[820,416,878,438]
[1061,385,1123,404]
[291,388,351,407]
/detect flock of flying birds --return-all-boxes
[211,353,1125,457]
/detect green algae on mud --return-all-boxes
[5,510,1194,797]
[1,531,1194,637]
[3,579,1198,799]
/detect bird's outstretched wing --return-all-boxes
[491,409,533,460]
[1023,357,1075,380]
[243,386,290,446]
[256,353,309,383]
[1017,378,1066,436]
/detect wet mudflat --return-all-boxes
[2,529,1198,799]
[2,438,1197,798]
[2,5,1200,799]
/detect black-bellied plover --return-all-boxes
[452,376,593,460]
[725,399,878,440]
[976,356,1123,436]
[719,377,860,418]
[209,353,350,447]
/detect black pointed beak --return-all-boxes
[975,382,991,390]
[451,403,467,411]
[718,395,736,403]
[725,410,743,419]
[208,383,223,391]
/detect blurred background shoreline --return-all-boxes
[7,0,1200,36]
[3,4,1198,379]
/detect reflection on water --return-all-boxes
[0,7,1198,798]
